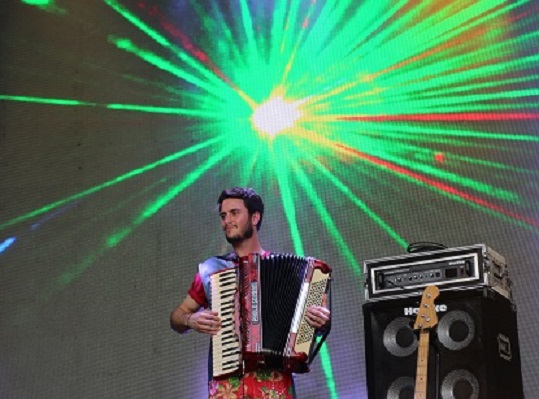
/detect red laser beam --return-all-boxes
[137,1,234,86]
[335,143,539,228]
[338,112,539,122]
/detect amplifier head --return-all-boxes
[363,244,510,302]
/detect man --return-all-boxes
[170,187,331,398]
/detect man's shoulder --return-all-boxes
[198,253,237,277]
[200,252,237,263]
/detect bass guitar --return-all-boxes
[413,285,440,399]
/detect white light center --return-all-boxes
[251,96,302,137]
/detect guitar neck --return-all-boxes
[414,329,430,399]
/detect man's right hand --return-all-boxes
[188,310,221,335]
[171,295,220,335]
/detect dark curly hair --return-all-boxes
[217,187,264,230]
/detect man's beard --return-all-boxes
[225,222,254,245]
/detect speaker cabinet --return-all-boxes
[363,288,523,399]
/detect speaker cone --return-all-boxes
[441,369,480,399]
[383,317,417,357]
[438,310,475,351]
[386,376,415,399]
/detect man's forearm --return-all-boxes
[170,309,194,334]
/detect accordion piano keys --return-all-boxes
[211,268,241,377]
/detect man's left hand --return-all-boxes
[305,294,330,329]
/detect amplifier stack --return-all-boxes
[362,243,523,399]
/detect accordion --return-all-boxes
[210,252,332,378]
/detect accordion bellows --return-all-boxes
[210,252,332,378]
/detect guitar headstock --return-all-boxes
[413,285,440,330]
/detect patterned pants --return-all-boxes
[208,369,296,399]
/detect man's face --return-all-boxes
[219,198,256,245]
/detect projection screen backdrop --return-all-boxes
[1,0,538,398]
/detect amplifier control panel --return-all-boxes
[377,257,475,289]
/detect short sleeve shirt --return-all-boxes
[188,273,208,308]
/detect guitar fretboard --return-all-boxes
[414,329,430,399]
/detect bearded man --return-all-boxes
[170,187,330,398]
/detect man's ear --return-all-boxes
[251,211,261,227]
